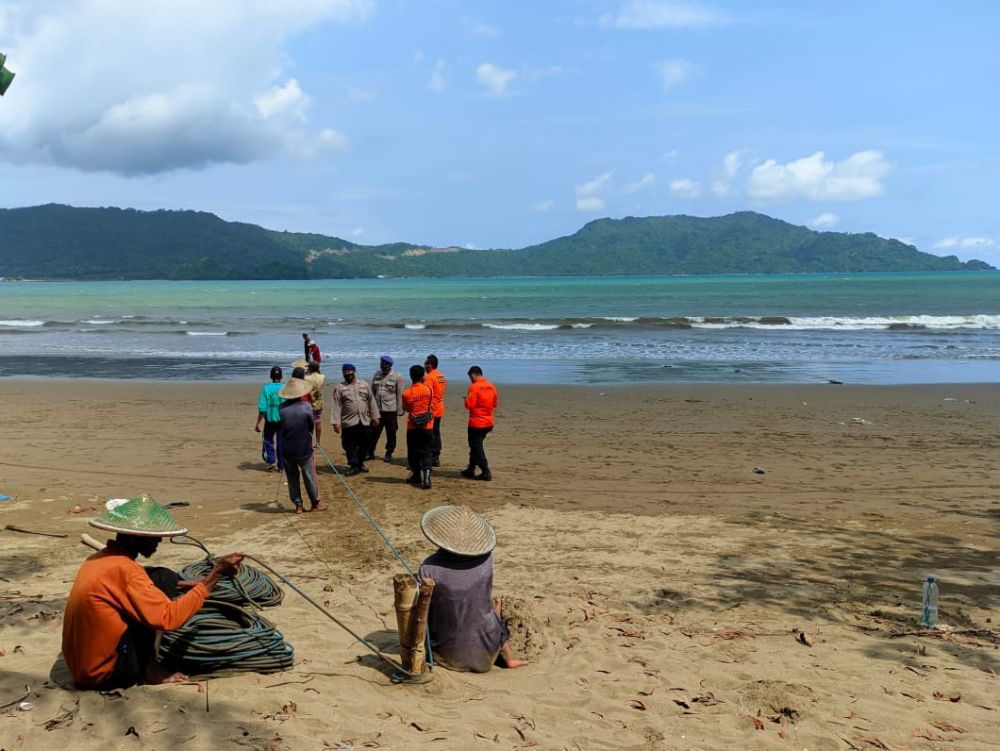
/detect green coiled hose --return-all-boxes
[158,599,294,676]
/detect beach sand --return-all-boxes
[1,379,998,750]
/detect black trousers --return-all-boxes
[369,411,399,456]
[101,567,182,689]
[341,423,369,468]
[430,414,443,463]
[467,426,493,472]
[407,428,433,474]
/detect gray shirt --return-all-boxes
[330,378,379,427]
[417,550,508,673]
[371,368,405,415]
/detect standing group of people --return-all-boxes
[254,338,500,508]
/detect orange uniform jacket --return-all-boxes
[423,368,447,418]
[464,378,498,428]
[402,382,435,430]
[62,545,209,687]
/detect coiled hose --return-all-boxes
[158,599,294,676]
[178,558,284,608]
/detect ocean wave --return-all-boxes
[185,331,230,336]
[691,315,1000,331]
[0,319,46,327]
[482,322,561,331]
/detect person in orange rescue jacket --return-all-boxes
[461,365,498,481]
[423,353,447,467]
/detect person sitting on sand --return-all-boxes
[61,498,244,689]
[278,376,325,513]
[417,505,527,673]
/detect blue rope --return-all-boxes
[316,443,415,576]
[315,441,435,671]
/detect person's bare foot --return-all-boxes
[492,596,503,618]
[310,503,327,512]
[144,662,188,684]
[293,505,305,515]
[499,644,527,669]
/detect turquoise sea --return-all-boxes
[0,273,998,384]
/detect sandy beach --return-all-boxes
[1,379,998,750]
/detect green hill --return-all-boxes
[0,204,991,280]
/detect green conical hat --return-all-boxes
[89,497,187,537]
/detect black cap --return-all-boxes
[270,365,283,380]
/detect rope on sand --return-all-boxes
[168,536,421,679]
[313,442,436,676]
[157,599,294,676]
[173,534,284,608]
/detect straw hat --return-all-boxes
[278,378,313,400]
[291,358,308,369]
[420,505,496,556]
[89,497,187,538]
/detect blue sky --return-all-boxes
[1,0,998,265]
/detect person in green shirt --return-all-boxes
[254,365,284,471]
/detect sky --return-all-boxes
[1,0,998,265]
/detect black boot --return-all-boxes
[460,467,476,479]
[405,471,420,485]
[421,469,432,489]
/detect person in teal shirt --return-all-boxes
[254,365,284,471]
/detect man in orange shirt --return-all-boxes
[62,498,243,689]
[403,363,435,489]
[461,365,498,481]
[423,353,447,467]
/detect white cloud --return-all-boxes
[476,63,517,96]
[808,212,840,229]
[576,196,605,212]
[662,149,679,162]
[654,59,694,92]
[575,170,614,211]
[429,59,447,93]
[0,0,373,175]
[746,150,889,202]
[669,178,701,197]
[961,236,995,248]
[255,79,309,120]
[316,129,349,152]
[623,173,655,194]
[604,1,729,28]
[350,227,364,237]
[710,150,743,196]
[532,199,554,212]
[934,236,995,249]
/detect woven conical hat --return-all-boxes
[420,505,496,556]
[291,359,309,369]
[278,377,313,400]
[89,497,187,537]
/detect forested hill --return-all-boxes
[0,204,992,280]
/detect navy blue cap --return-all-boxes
[380,354,394,365]
[342,363,356,371]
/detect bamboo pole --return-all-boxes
[404,578,435,675]
[392,574,418,652]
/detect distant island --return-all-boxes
[0,204,993,280]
